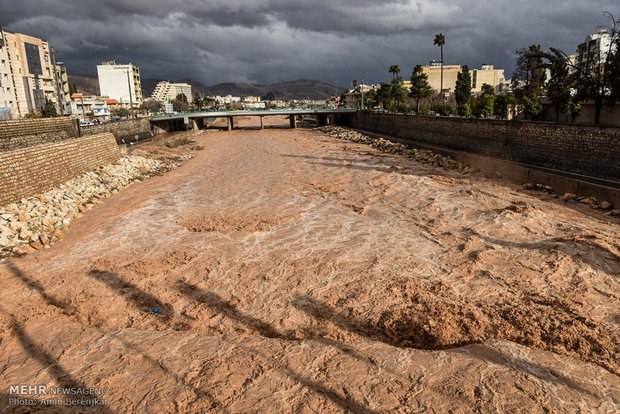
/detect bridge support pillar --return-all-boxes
[289,115,297,129]
[227,117,233,131]
[192,119,199,131]
[260,116,264,130]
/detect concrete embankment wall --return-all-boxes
[81,118,153,143]
[341,112,620,181]
[0,117,79,151]
[338,112,620,205]
[0,133,121,206]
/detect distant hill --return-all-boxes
[70,74,344,101]
[68,73,99,95]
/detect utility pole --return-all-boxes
[126,67,133,118]
[50,47,63,115]
[361,80,365,110]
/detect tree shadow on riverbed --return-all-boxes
[0,304,113,413]
[87,270,173,321]
[4,261,73,315]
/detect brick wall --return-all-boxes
[0,133,121,206]
[342,113,620,181]
[81,118,152,144]
[0,117,79,151]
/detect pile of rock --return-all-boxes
[0,155,164,257]
[561,192,618,215]
[319,126,472,173]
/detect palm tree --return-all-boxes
[389,65,400,81]
[352,79,358,90]
[434,33,446,96]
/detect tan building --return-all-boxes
[403,62,505,95]
[0,28,70,118]
[150,81,192,104]
[471,65,505,93]
[0,30,17,119]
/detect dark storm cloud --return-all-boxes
[1,0,618,87]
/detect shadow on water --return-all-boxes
[0,304,113,413]
[111,334,225,412]
[283,366,379,414]
[174,280,283,339]
[87,270,173,320]
[174,281,381,410]
[5,262,73,314]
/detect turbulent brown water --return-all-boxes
[1,119,618,413]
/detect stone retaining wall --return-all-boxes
[81,118,152,143]
[0,117,79,151]
[0,133,121,206]
[341,112,620,182]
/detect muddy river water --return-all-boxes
[0,123,618,412]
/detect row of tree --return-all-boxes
[346,12,619,124]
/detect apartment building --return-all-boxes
[0,31,16,119]
[0,27,69,118]
[97,60,143,107]
[150,81,192,104]
[575,30,617,75]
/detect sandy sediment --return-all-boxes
[0,120,618,412]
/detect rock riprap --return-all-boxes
[319,126,471,172]
[0,155,164,257]
[320,126,616,213]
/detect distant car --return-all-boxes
[110,116,122,122]
[80,121,94,126]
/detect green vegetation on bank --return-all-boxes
[343,12,619,124]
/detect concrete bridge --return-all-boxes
[150,109,356,133]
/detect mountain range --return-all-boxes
[68,74,345,101]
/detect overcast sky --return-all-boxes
[1,0,618,87]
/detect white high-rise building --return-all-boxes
[150,81,192,104]
[97,60,143,107]
[575,30,617,75]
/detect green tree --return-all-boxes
[470,94,494,118]
[521,94,543,120]
[493,93,516,119]
[388,65,400,81]
[352,79,358,90]
[481,83,495,95]
[433,33,446,95]
[457,103,471,116]
[193,93,203,109]
[572,12,619,124]
[176,93,188,103]
[390,79,408,113]
[364,89,378,108]
[376,82,393,110]
[41,97,58,118]
[454,65,471,105]
[409,64,432,113]
[512,44,546,97]
[541,47,575,122]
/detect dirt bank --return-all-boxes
[0,121,618,413]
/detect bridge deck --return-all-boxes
[151,109,356,122]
